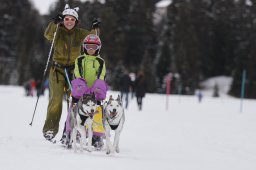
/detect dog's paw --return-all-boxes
[86,146,93,152]
[67,144,72,149]
[106,150,111,155]
[115,148,120,153]
[73,148,78,153]
[79,146,84,153]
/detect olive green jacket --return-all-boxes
[44,22,94,66]
[74,54,106,87]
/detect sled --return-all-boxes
[92,106,105,137]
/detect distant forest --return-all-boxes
[0,0,256,98]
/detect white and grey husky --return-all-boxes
[68,94,97,152]
[103,95,125,154]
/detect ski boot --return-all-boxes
[92,136,104,150]
[44,131,56,143]
[60,132,72,149]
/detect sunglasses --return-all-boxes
[84,44,100,50]
[64,17,76,22]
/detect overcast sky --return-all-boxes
[30,0,58,15]
[30,0,106,15]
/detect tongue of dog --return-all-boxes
[81,108,98,118]
[88,110,99,118]
[110,111,117,118]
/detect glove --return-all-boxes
[53,14,63,24]
[91,79,108,100]
[71,78,88,99]
[92,18,101,29]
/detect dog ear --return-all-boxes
[117,95,122,104]
[92,93,96,100]
[109,95,113,100]
[116,95,120,101]
[82,94,86,102]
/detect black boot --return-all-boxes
[92,135,104,150]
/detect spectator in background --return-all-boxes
[197,90,203,103]
[43,78,50,97]
[36,79,42,97]
[31,79,36,96]
[120,69,132,109]
[129,72,136,99]
[134,71,146,111]
[24,80,32,96]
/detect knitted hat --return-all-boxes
[62,4,79,20]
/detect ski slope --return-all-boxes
[0,86,256,170]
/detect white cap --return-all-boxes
[62,4,79,20]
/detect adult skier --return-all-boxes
[42,4,100,141]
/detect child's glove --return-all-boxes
[71,78,88,99]
[91,79,108,100]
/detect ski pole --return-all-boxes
[29,24,59,126]
[95,28,100,36]
[64,68,73,91]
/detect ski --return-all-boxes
[45,138,56,144]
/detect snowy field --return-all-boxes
[0,85,256,170]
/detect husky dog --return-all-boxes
[68,94,97,152]
[103,95,125,154]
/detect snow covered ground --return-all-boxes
[0,85,256,170]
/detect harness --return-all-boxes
[78,105,95,126]
[52,61,74,83]
[78,113,89,126]
[109,124,119,130]
[104,109,123,130]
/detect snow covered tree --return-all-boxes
[229,0,256,98]
[0,0,44,85]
